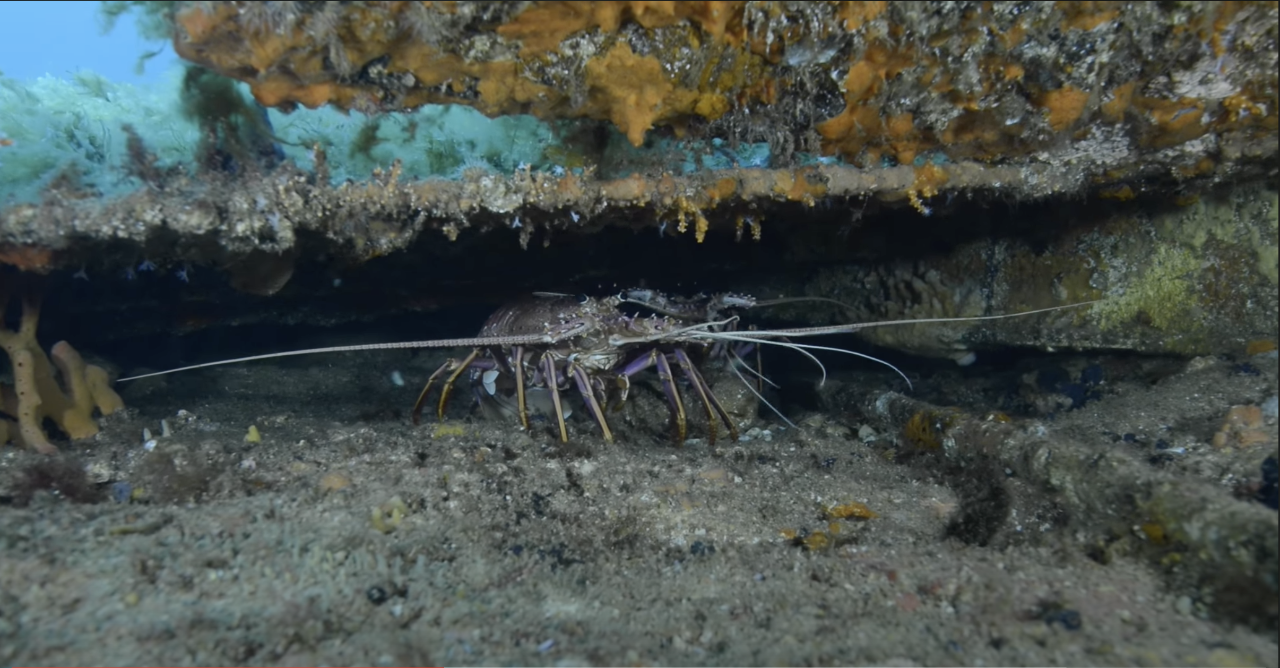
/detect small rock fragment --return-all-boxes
[366,585,389,605]
[826,502,878,520]
[319,472,352,493]
[1257,457,1278,510]
[1211,406,1271,449]
[1261,395,1278,420]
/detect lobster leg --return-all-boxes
[613,374,631,408]
[653,351,688,444]
[541,353,569,442]
[617,350,657,411]
[437,348,482,420]
[620,349,687,442]
[569,363,614,443]
[672,348,739,443]
[412,348,478,425]
[513,346,529,431]
[590,375,610,407]
[670,349,717,445]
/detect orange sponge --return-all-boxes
[0,279,125,453]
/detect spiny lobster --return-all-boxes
[411,290,764,446]
[118,290,1096,445]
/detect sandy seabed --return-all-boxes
[2,339,1277,667]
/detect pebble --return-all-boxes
[366,585,388,605]
[1175,595,1194,616]
[110,481,133,503]
[858,425,878,443]
[1043,608,1082,631]
[1212,406,1270,448]
[1256,456,1277,510]
[1261,395,1278,420]
[84,461,112,483]
[319,472,352,492]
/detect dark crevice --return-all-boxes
[36,193,1113,359]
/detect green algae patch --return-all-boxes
[1158,184,1280,286]
[1094,244,1203,333]
[1259,242,1279,287]
[1256,188,1280,286]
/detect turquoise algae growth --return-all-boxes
[2,21,843,208]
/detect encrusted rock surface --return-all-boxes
[5,1,1274,267]
[173,1,1278,175]
[787,182,1279,357]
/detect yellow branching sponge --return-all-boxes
[0,279,124,454]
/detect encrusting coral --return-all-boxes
[0,276,124,454]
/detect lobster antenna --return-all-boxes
[729,348,781,389]
[751,296,860,312]
[722,301,1099,340]
[115,332,571,382]
[704,331,831,385]
[607,317,740,346]
[726,350,798,429]
[697,330,913,390]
